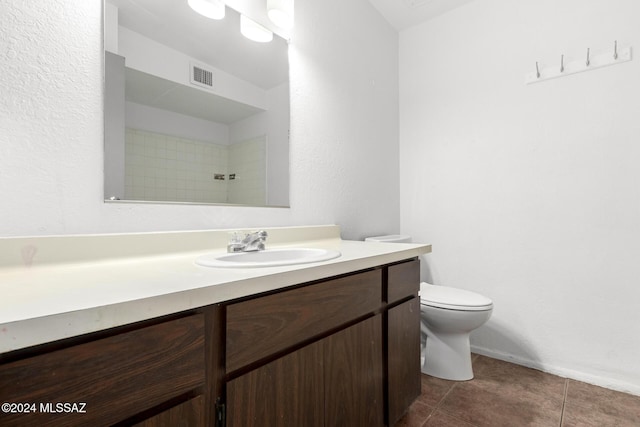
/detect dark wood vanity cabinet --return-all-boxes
[224,313,384,426]
[0,313,208,427]
[226,317,384,427]
[0,257,421,427]
[224,270,385,426]
[223,258,420,427]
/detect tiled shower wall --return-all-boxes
[124,129,266,204]
[228,136,267,206]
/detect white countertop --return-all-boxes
[0,225,431,354]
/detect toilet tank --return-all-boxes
[364,234,411,243]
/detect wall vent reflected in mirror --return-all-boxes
[104,0,290,207]
[190,63,214,89]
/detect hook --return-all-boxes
[535,61,540,78]
[614,40,618,60]
[560,54,564,73]
[586,48,590,66]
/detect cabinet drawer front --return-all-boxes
[226,269,382,372]
[388,259,420,303]
[0,314,205,427]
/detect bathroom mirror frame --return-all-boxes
[103,0,290,208]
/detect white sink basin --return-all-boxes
[195,248,341,268]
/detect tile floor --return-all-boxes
[396,354,640,427]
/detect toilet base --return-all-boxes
[421,332,474,381]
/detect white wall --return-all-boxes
[0,0,399,240]
[400,0,640,394]
[265,82,290,207]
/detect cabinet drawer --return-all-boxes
[0,314,205,427]
[388,259,420,303]
[226,269,382,372]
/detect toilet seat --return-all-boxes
[420,283,493,311]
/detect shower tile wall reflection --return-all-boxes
[124,129,266,204]
[228,136,266,206]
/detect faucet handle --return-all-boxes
[227,231,244,253]
[242,230,268,242]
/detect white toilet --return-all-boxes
[364,234,493,382]
[420,282,493,381]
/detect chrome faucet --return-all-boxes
[227,230,268,253]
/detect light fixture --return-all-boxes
[240,15,273,43]
[267,0,294,30]
[188,0,225,20]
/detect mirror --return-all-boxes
[104,0,290,207]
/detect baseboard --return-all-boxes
[471,345,640,397]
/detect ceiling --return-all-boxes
[368,0,477,31]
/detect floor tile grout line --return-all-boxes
[435,381,458,410]
[425,354,483,427]
[421,357,485,426]
[419,379,458,425]
[427,379,482,427]
[559,378,569,427]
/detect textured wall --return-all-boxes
[0,0,399,240]
[400,0,640,394]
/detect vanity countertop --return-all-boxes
[0,225,431,354]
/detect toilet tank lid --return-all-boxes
[364,234,411,243]
[420,283,493,309]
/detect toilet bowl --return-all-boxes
[363,235,493,381]
[420,282,493,381]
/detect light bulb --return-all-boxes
[240,15,273,43]
[188,0,225,20]
[267,0,294,30]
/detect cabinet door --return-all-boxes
[0,314,205,427]
[133,396,205,427]
[226,340,324,427]
[387,298,421,425]
[324,315,384,427]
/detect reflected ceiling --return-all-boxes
[108,0,288,90]
[125,68,264,123]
